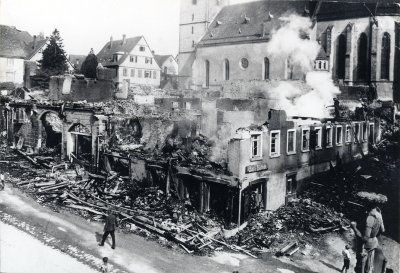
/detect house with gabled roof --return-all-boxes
[0,25,75,87]
[97,35,161,89]
[154,54,178,77]
[0,25,48,86]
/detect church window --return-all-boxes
[264,57,270,80]
[205,60,210,87]
[358,33,368,81]
[337,33,346,79]
[224,59,229,80]
[240,58,249,69]
[381,32,391,80]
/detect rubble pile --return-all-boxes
[161,134,226,172]
[228,199,348,254]
[5,155,243,256]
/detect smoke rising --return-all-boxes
[266,14,340,118]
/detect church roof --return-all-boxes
[316,2,400,21]
[97,36,142,66]
[197,1,311,47]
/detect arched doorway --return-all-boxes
[39,111,62,150]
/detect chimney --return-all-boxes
[109,36,113,49]
[122,34,126,45]
[261,22,266,38]
[32,35,37,49]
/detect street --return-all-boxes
[0,184,398,273]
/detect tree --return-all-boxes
[80,48,98,79]
[39,29,68,76]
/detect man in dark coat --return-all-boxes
[99,209,118,249]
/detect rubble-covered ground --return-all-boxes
[0,107,399,262]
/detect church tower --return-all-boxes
[178,0,229,88]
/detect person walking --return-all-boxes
[341,245,351,273]
[99,209,118,249]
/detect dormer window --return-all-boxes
[113,54,118,62]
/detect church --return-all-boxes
[178,0,400,102]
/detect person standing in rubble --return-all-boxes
[99,208,119,249]
[350,193,388,273]
[327,98,341,121]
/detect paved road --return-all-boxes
[0,185,397,273]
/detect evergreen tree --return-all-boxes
[80,48,98,79]
[39,29,68,76]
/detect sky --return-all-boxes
[0,0,251,57]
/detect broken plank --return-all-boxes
[287,247,300,256]
[66,204,105,215]
[180,244,194,254]
[310,225,339,233]
[277,242,297,256]
[199,241,212,249]
[34,181,56,188]
[88,172,106,180]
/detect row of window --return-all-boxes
[250,123,374,159]
[204,57,270,86]
[171,101,192,110]
[329,27,391,80]
[122,68,158,79]
[127,55,153,64]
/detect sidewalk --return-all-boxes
[0,221,98,273]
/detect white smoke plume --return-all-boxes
[266,14,340,118]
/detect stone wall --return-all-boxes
[49,76,114,102]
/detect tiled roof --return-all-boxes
[25,38,49,60]
[0,25,32,58]
[315,2,400,21]
[69,54,87,70]
[97,36,142,66]
[154,54,173,67]
[197,1,310,47]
